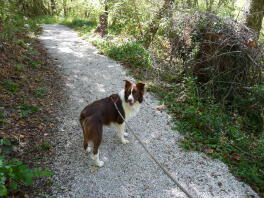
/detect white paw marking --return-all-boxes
[124,132,129,137]
[96,160,104,167]
[91,152,104,167]
[121,138,129,144]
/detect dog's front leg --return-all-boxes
[115,123,129,144]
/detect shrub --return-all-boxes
[95,40,151,69]
[0,156,52,196]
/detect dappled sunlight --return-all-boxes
[58,46,73,53]
[95,83,106,93]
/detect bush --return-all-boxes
[156,12,264,134]
[94,40,151,69]
[0,156,52,196]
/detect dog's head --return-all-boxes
[123,80,145,106]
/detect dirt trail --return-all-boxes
[39,24,259,198]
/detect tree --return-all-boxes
[246,0,264,38]
[143,0,174,49]
[50,0,56,15]
[95,0,109,37]
[63,0,67,16]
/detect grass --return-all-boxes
[2,80,19,93]
[39,142,52,151]
[33,87,47,98]
[61,18,97,35]
[34,16,264,196]
[92,40,151,69]
[0,110,7,126]
[20,104,40,118]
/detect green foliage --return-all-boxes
[0,110,7,126]
[0,156,52,196]
[23,56,41,68]
[149,78,264,195]
[15,64,25,72]
[40,142,52,151]
[94,40,151,69]
[61,18,97,35]
[33,87,47,98]
[2,80,19,93]
[0,3,41,40]
[20,104,40,118]
[0,139,14,155]
[33,15,63,24]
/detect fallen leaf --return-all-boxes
[90,168,97,173]
[246,39,257,48]
[156,104,166,111]
[18,120,26,127]
[205,149,214,154]
[144,186,150,190]
[37,124,44,130]
[231,153,240,161]
[220,137,228,143]
[19,142,27,147]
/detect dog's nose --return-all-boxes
[128,99,133,103]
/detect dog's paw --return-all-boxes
[121,138,129,144]
[95,160,104,167]
[124,132,129,137]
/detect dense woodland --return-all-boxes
[0,0,263,197]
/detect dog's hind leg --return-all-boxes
[81,117,93,153]
[90,124,104,167]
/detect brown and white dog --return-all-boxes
[80,80,145,167]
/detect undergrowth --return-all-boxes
[0,143,52,196]
[148,79,264,195]
[1,14,62,196]
[92,40,151,69]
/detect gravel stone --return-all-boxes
[39,24,259,198]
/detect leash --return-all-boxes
[111,97,194,198]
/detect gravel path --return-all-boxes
[39,24,259,198]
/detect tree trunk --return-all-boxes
[50,0,56,15]
[187,0,192,7]
[246,0,264,38]
[143,0,174,49]
[63,0,67,17]
[205,0,215,11]
[132,0,143,38]
[95,2,108,37]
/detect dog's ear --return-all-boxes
[136,82,145,93]
[123,79,132,90]
[136,82,145,103]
